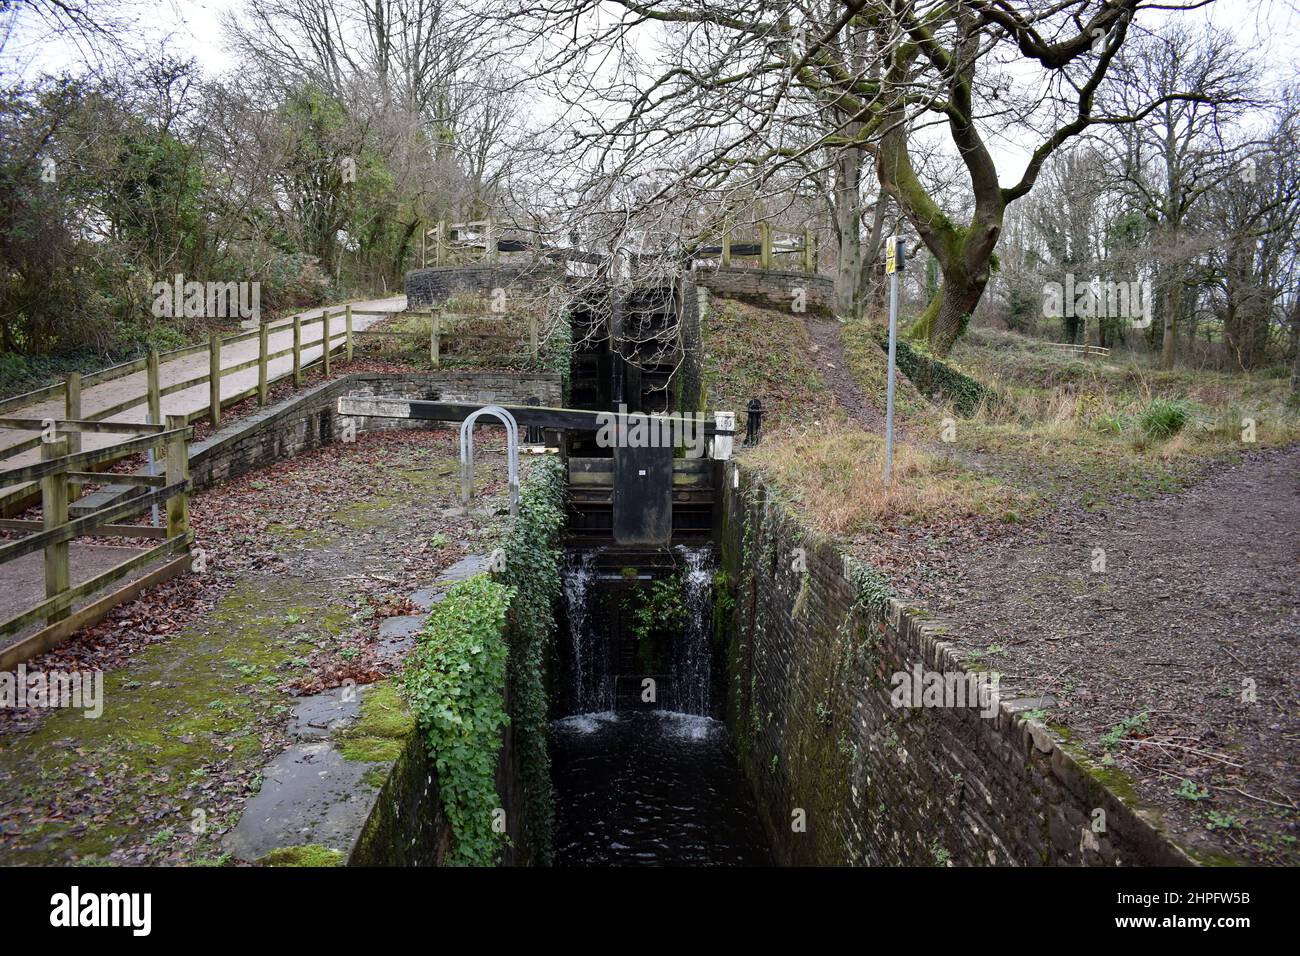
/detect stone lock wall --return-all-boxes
[190,371,562,492]
[720,465,1189,867]
[404,263,562,309]
[696,266,835,316]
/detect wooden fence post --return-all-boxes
[64,372,81,503]
[147,350,162,425]
[208,332,221,431]
[257,323,269,405]
[293,316,303,386]
[321,309,332,377]
[760,222,772,270]
[165,415,190,540]
[430,314,441,368]
[41,437,70,624]
[345,304,354,362]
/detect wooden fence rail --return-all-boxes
[0,417,194,668]
[0,305,393,504]
[1045,343,1111,357]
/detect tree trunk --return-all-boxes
[856,196,889,321]
[833,146,864,317]
[1161,274,1180,369]
[912,271,989,356]
[1288,298,1300,393]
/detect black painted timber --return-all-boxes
[340,398,732,436]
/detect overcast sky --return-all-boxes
[4,0,1297,189]
[5,0,1297,82]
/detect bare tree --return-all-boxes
[1097,23,1256,368]
[488,0,1224,355]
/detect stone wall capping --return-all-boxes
[726,462,1193,867]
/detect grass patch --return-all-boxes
[257,844,343,867]
[745,423,1032,537]
[1139,397,1192,440]
[700,296,825,426]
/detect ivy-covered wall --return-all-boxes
[874,328,992,417]
[402,455,566,866]
[719,463,1188,866]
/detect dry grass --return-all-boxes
[701,297,825,426]
[744,422,1032,538]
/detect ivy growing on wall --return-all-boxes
[850,560,892,615]
[496,455,566,865]
[402,575,514,867]
[539,314,573,403]
[876,327,993,417]
[401,456,566,867]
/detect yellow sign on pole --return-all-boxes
[885,236,905,274]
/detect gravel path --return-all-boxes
[905,445,1300,864]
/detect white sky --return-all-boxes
[5,0,1297,190]
[8,0,1297,82]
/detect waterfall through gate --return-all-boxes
[551,544,769,864]
[561,548,608,714]
[671,545,715,717]
[558,546,717,717]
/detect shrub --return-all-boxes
[1139,398,1192,440]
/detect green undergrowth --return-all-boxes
[403,575,513,867]
[494,454,565,864]
[401,456,565,866]
[871,326,994,417]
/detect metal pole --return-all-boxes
[884,267,899,486]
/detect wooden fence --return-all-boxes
[417,216,819,274]
[0,418,194,668]
[1045,343,1111,357]
[0,305,391,508]
[709,223,819,273]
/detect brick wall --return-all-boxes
[190,371,562,491]
[720,464,1189,866]
[696,266,835,316]
[404,263,562,309]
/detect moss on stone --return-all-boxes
[0,571,354,865]
[336,680,415,764]
[258,844,343,867]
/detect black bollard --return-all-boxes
[525,396,543,445]
[745,398,764,446]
